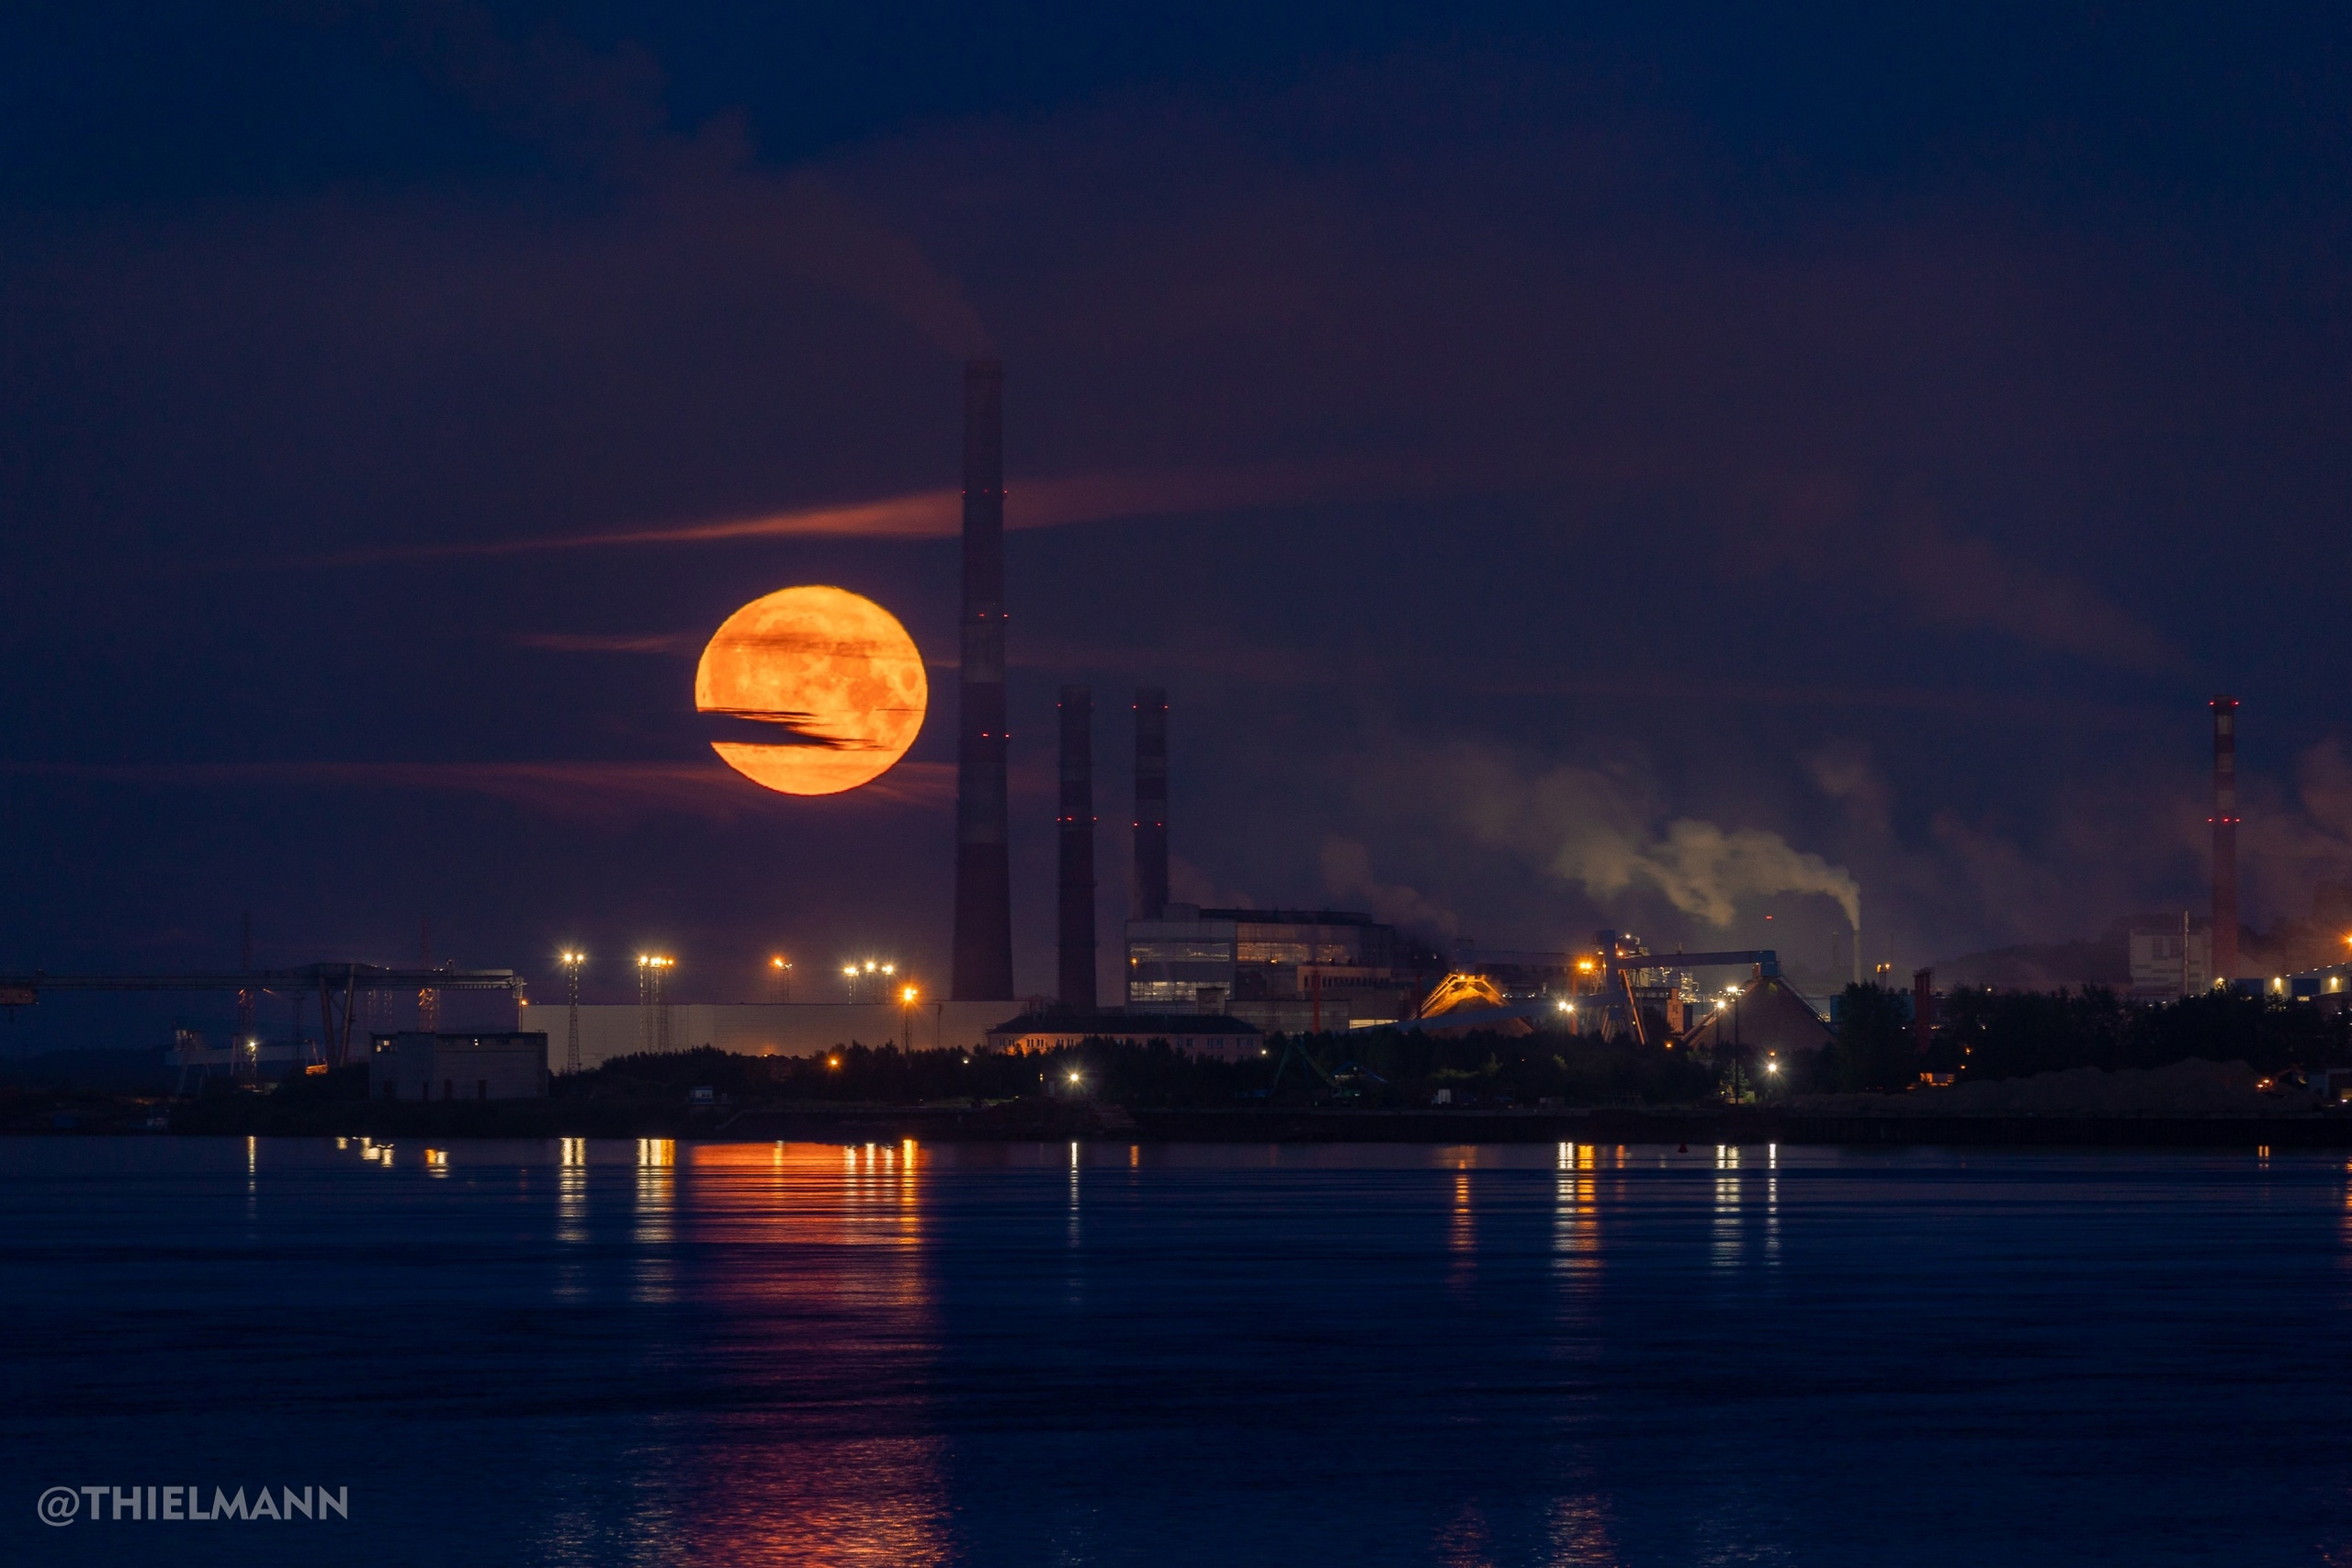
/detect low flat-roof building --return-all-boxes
[369,1032,548,1101]
[986,1010,1265,1063]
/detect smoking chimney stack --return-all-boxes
[1133,687,1169,919]
[1056,686,1096,1010]
[951,359,1014,1000]
[2211,695,2239,987]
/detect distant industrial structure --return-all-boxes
[1679,971,1834,1056]
[368,1031,548,1100]
[951,357,1014,1001]
[1133,687,1169,919]
[1057,684,1096,1010]
[2212,695,2241,984]
[1,963,526,1086]
[2129,915,2212,999]
[1094,700,1839,1051]
[1125,906,1419,1033]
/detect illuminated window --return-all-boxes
[1129,941,1235,964]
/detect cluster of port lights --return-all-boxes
[842,958,918,1004]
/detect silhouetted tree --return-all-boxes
[1828,984,1916,1090]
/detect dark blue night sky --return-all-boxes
[5,2,2350,1027]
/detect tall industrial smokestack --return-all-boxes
[1133,687,1169,919]
[2211,694,2240,987]
[1057,686,1096,1010]
[951,359,1013,1001]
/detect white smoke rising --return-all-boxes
[1561,818,1861,930]
[1395,742,1861,931]
[1320,837,1460,940]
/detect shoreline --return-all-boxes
[15,1098,2352,1147]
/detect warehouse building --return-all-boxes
[369,1032,548,1100]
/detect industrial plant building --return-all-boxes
[2129,918,2213,999]
[1125,906,1424,1033]
[368,1032,548,1100]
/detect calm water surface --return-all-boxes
[5,1136,2349,1565]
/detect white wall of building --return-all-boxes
[2130,925,2211,998]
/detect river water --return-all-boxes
[5,1136,2348,1565]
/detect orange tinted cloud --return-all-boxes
[309,457,1397,566]
[0,758,955,819]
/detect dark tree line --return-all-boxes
[564,1029,1721,1111]
[268,987,2342,1113]
[1819,983,2352,1092]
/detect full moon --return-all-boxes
[695,585,928,795]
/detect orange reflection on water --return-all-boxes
[1545,1472,1623,1563]
[1436,1498,1494,1567]
[660,1141,951,1566]
[1448,1164,1477,1294]
[1554,1145,1600,1297]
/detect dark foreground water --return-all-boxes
[6,1136,2351,1566]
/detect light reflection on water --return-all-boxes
[663,1141,952,1567]
[9,1140,2352,1566]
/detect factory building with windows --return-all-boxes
[1125,906,1428,1033]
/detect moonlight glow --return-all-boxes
[695,585,928,795]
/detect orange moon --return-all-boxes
[695,585,928,795]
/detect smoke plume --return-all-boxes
[1320,837,1460,941]
[765,172,994,359]
[1396,742,1861,931]
[1563,818,1861,931]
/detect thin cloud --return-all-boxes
[290,457,1402,568]
[1737,476,2184,676]
[511,630,702,654]
[1894,521,2183,675]
[0,758,954,819]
